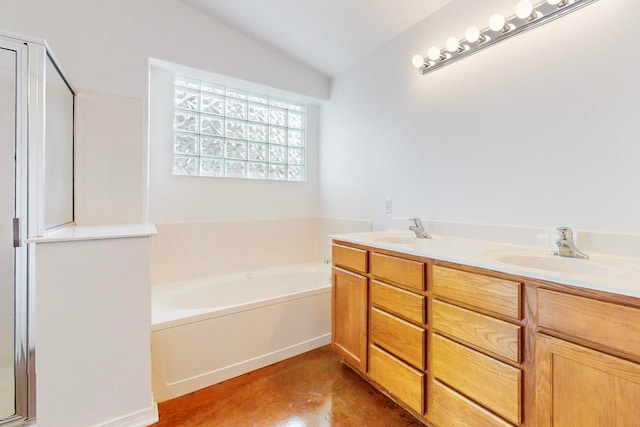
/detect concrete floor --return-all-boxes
[153,345,424,426]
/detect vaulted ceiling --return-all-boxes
[179,0,453,77]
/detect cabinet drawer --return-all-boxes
[431,380,514,427]
[433,334,521,425]
[433,300,521,363]
[369,344,424,415]
[371,280,425,324]
[433,266,521,320]
[370,252,425,291]
[332,244,367,274]
[370,307,425,370]
[538,289,640,357]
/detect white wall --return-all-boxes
[151,219,321,285]
[0,0,329,102]
[151,218,372,285]
[74,90,146,225]
[35,237,155,427]
[149,65,321,223]
[320,0,640,234]
[147,59,326,286]
[0,0,329,225]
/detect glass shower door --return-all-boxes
[0,46,16,421]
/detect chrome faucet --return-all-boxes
[409,218,431,239]
[553,226,589,259]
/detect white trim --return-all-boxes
[92,399,158,427]
[26,223,157,244]
[0,31,75,94]
[0,30,46,48]
[26,44,46,238]
[25,40,76,238]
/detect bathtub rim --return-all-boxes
[152,262,331,332]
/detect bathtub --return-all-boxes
[151,262,332,402]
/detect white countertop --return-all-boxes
[331,231,640,299]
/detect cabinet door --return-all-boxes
[332,267,367,372]
[536,334,640,427]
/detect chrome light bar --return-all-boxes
[412,0,601,75]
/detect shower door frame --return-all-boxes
[1,29,77,426]
[0,34,35,427]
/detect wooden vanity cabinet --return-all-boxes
[535,289,640,427]
[431,265,523,427]
[535,334,640,427]
[331,243,368,373]
[331,239,640,427]
[368,251,427,415]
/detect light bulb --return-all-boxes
[427,46,443,61]
[489,13,507,32]
[516,0,535,20]
[445,37,461,53]
[465,26,481,43]
[411,54,425,68]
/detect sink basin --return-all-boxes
[369,234,420,245]
[497,254,618,275]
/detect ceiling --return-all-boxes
[179,0,453,77]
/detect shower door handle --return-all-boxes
[13,218,21,247]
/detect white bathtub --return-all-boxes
[151,262,331,402]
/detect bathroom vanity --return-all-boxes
[331,232,640,427]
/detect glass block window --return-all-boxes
[173,76,306,181]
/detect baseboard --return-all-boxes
[94,396,158,427]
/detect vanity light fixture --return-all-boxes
[445,36,463,53]
[465,26,486,44]
[516,0,538,21]
[489,13,510,33]
[427,46,445,62]
[411,0,600,74]
[411,54,426,68]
